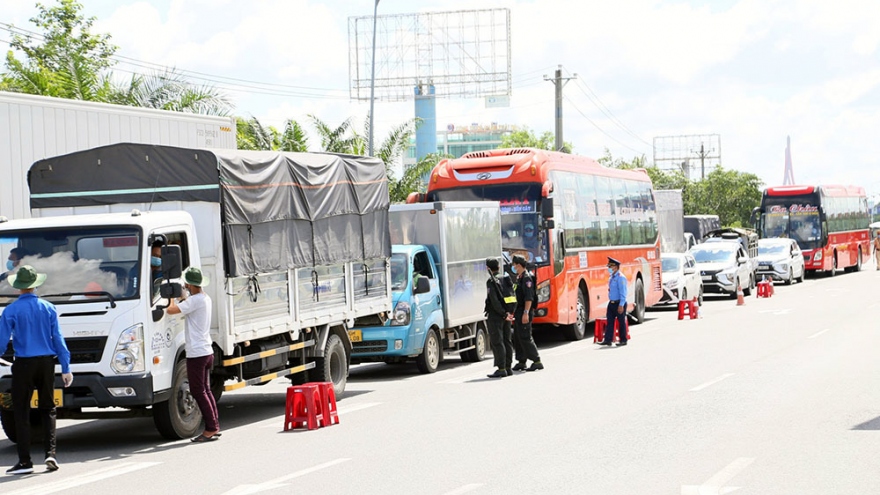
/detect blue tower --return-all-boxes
[414,84,437,162]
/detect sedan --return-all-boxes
[659,252,704,306]
[756,238,806,285]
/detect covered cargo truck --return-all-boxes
[0,143,391,439]
[351,201,502,373]
[655,190,687,253]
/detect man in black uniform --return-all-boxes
[511,255,543,371]
[484,258,515,378]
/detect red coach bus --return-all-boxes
[414,148,662,341]
[753,185,871,276]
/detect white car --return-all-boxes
[690,241,755,298]
[659,252,704,306]
[757,238,806,285]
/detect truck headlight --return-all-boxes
[536,280,550,304]
[390,301,410,326]
[111,324,144,373]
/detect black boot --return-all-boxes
[487,368,507,379]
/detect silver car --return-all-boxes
[690,241,755,298]
[757,238,806,285]
[659,252,704,306]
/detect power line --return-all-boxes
[564,95,648,155]
[564,67,651,147]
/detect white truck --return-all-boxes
[654,189,687,253]
[0,143,391,440]
[0,91,236,220]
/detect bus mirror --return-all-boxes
[161,245,182,279]
[541,197,554,219]
[543,219,555,230]
[749,207,760,229]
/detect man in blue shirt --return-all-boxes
[599,257,628,347]
[0,265,73,474]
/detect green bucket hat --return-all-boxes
[183,267,209,287]
[9,265,47,289]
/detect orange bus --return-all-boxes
[414,148,662,341]
[753,185,871,276]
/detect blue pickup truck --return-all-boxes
[350,202,502,373]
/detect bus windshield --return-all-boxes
[761,195,822,249]
[428,184,549,265]
[0,227,141,305]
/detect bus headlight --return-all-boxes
[390,301,411,326]
[813,251,822,261]
[536,280,550,304]
[111,324,145,373]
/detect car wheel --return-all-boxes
[698,287,704,306]
[784,268,793,285]
[798,268,805,283]
[681,289,687,302]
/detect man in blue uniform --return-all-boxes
[511,255,543,371]
[600,257,628,347]
[0,265,73,474]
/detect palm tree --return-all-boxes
[109,69,232,116]
[309,115,364,154]
[279,119,309,152]
[389,152,450,203]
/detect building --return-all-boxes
[403,123,517,167]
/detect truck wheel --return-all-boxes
[628,279,646,324]
[153,360,202,440]
[1,408,47,444]
[462,323,486,362]
[311,334,348,399]
[562,289,587,341]
[416,329,440,374]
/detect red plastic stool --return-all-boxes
[677,298,698,320]
[757,281,773,298]
[308,382,340,427]
[284,384,324,431]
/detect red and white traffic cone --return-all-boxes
[736,283,745,306]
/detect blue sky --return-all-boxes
[2,0,878,194]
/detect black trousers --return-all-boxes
[12,356,57,463]
[605,302,628,344]
[513,310,540,363]
[486,315,514,369]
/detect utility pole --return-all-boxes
[544,65,576,152]
[367,0,380,157]
[693,142,714,180]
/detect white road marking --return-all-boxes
[441,483,484,495]
[681,457,754,495]
[85,456,111,463]
[690,373,735,392]
[259,401,382,428]
[807,328,831,339]
[436,372,494,384]
[5,462,161,495]
[221,458,351,495]
[757,309,792,315]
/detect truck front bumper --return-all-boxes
[351,327,414,358]
[0,372,156,409]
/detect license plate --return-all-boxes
[30,389,63,408]
[701,276,712,281]
[348,329,363,343]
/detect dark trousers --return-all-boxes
[513,310,540,363]
[486,316,514,369]
[186,355,219,432]
[605,302,628,344]
[11,356,57,464]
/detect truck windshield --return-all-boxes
[427,184,549,266]
[390,253,408,292]
[0,227,141,306]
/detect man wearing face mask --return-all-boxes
[599,257,628,346]
[0,248,31,283]
[510,255,543,371]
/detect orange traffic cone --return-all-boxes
[736,283,745,306]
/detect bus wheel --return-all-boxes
[562,290,587,341]
[629,279,646,324]
[828,256,837,277]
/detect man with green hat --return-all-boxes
[0,265,73,474]
[166,266,219,442]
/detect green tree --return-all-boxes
[500,128,572,153]
[109,70,231,115]
[2,0,117,99]
[236,117,309,151]
[684,166,763,227]
[389,152,451,203]
[309,115,363,154]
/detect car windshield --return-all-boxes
[0,227,141,306]
[758,244,787,255]
[661,257,681,272]
[390,253,408,292]
[691,246,736,263]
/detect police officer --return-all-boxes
[484,258,515,378]
[510,255,543,371]
[600,257,628,346]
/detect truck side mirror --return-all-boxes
[541,197,554,219]
[151,307,165,323]
[160,282,182,299]
[161,245,182,279]
[413,276,430,294]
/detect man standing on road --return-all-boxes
[873,232,880,270]
[484,258,515,378]
[511,255,543,371]
[600,257,628,347]
[166,267,219,443]
[0,265,73,474]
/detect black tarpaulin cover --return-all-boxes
[28,143,391,276]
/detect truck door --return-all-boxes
[149,231,191,392]
[411,250,441,345]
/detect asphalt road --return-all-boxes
[1,267,878,494]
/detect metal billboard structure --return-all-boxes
[653,134,722,180]
[348,8,512,102]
